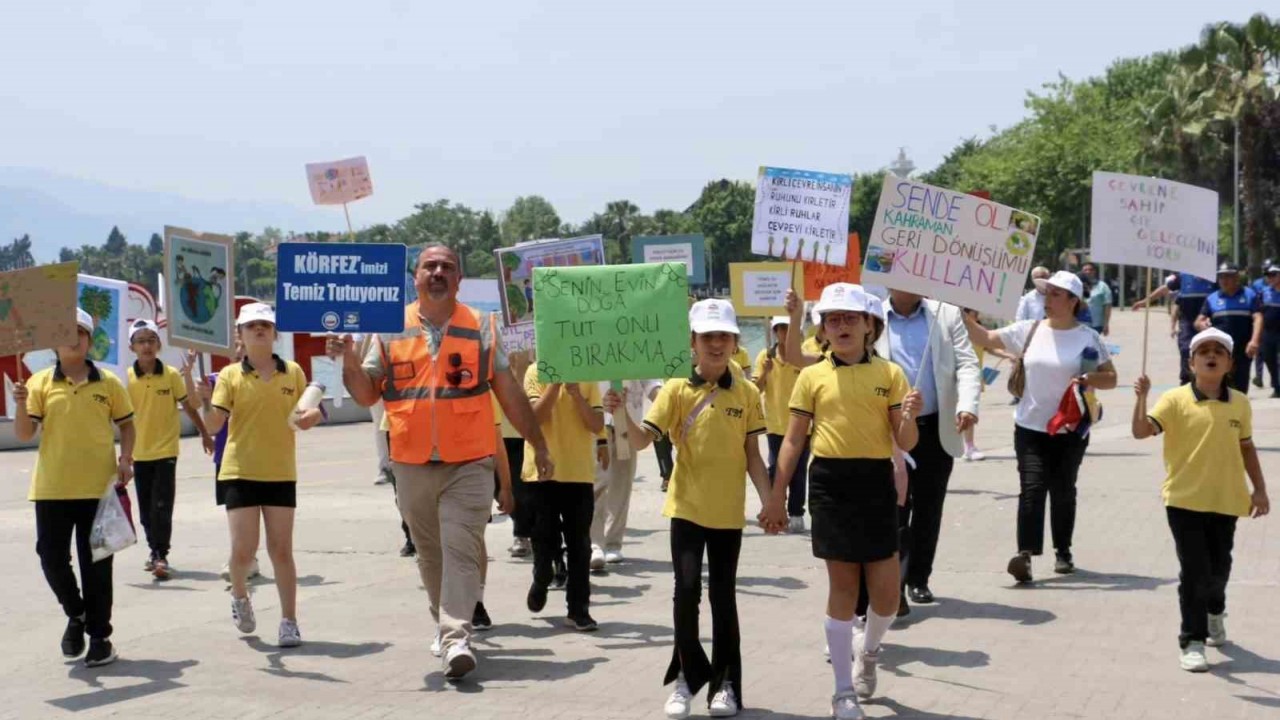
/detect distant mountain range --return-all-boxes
[0,167,348,262]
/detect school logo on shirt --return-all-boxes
[92,393,109,405]
[156,388,172,397]
[874,386,890,397]
[723,406,743,418]
[1229,419,1241,430]
[282,387,296,397]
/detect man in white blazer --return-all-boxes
[875,290,981,608]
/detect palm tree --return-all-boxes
[604,200,640,265]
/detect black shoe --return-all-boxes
[1007,552,1033,584]
[61,617,86,658]
[84,639,117,668]
[908,585,935,604]
[527,583,549,613]
[552,557,567,589]
[472,602,492,631]
[1271,391,1280,399]
[1054,554,1075,574]
[1253,375,1264,388]
[565,612,599,632]
[896,594,911,618]
[399,540,416,557]
[661,477,670,493]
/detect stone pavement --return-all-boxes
[0,309,1277,720]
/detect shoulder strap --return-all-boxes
[678,389,719,442]
[1020,320,1042,359]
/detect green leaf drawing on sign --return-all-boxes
[533,262,692,383]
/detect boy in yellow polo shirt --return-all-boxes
[521,365,603,632]
[14,307,136,669]
[615,299,770,719]
[126,319,212,579]
[1133,328,1270,673]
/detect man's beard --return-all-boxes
[426,282,450,301]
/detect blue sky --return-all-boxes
[1,1,1264,230]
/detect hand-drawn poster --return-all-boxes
[164,226,236,356]
[751,167,853,266]
[77,273,129,381]
[305,156,374,206]
[0,262,79,356]
[494,235,606,326]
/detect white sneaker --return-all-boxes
[231,595,256,634]
[664,674,693,719]
[963,448,986,461]
[590,546,606,572]
[604,549,624,564]
[1207,613,1227,647]
[508,537,531,558]
[444,641,477,679]
[278,619,302,648]
[788,516,806,534]
[709,686,739,717]
[853,645,879,699]
[249,557,261,579]
[832,690,866,720]
[1180,642,1209,672]
[221,557,262,582]
[430,629,443,657]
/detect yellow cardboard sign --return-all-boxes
[729,261,803,317]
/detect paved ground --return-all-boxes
[1,309,1277,720]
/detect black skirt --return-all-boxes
[808,457,898,563]
[220,480,298,509]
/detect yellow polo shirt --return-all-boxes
[1148,384,1254,517]
[789,354,908,459]
[521,365,602,484]
[211,356,308,482]
[26,362,134,501]
[493,393,521,440]
[730,347,751,378]
[643,369,766,530]
[753,348,803,436]
[127,361,189,462]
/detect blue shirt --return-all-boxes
[886,302,938,416]
[1261,285,1280,332]
[1200,287,1261,346]
[1167,273,1218,330]
[1251,277,1268,294]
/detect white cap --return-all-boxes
[1266,265,1280,275]
[866,295,886,322]
[1034,270,1084,299]
[812,283,868,317]
[1190,327,1234,356]
[770,315,790,329]
[689,299,739,335]
[128,318,161,342]
[236,302,276,326]
[75,307,94,334]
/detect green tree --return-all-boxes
[148,233,164,255]
[501,196,561,246]
[0,234,35,271]
[79,286,113,325]
[688,180,755,290]
[105,226,127,255]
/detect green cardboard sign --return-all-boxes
[533,262,692,383]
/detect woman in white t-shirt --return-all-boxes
[964,271,1117,583]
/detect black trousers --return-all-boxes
[665,518,743,707]
[134,458,177,557]
[902,415,954,587]
[654,434,675,482]
[505,438,534,538]
[531,481,593,615]
[384,435,411,544]
[1166,507,1237,648]
[1014,426,1088,557]
[766,434,809,517]
[1229,348,1251,393]
[35,500,114,639]
[1262,331,1280,392]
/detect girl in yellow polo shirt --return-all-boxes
[766,283,922,719]
[199,303,323,648]
[1132,328,1269,673]
[616,299,770,719]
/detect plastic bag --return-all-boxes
[90,482,137,563]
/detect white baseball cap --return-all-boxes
[812,283,868,317]
[236,302,277,326]
[1190,327,1234,356]
[689,299,739,335]
[770,315,790,329]
[75,307,94,334]
[128,318,161,342]
[1034,270,1084,299]
[866,295,886,322]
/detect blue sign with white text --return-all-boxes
[275,243,408,333]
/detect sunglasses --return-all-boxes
[445,353,464,386]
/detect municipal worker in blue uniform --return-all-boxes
[1134,271,1219,384]
[1250,259,1273,387]
[1195,263,1262,393]
[1260,264,1280,399]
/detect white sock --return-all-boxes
[862,607,895,654]
[825,616,855,694]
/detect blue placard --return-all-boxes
[275,243,408,333]
[632,235,707,285]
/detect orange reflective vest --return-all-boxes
[381,302,497,464]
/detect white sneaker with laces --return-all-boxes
[832,690,865,720]
[278,619,302,647]
[1180,642,1210,672]
[222,557,262,582]
[709,685,739,717]
[788,515,806,534]
[444,640,476,679]
[1207,613,1227,647]
[665,674,693,719]
[231,595,256,634]
[853,645,879,699]
[604,549,624,564]
[590,545,606,571]
[430,629,443,657]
